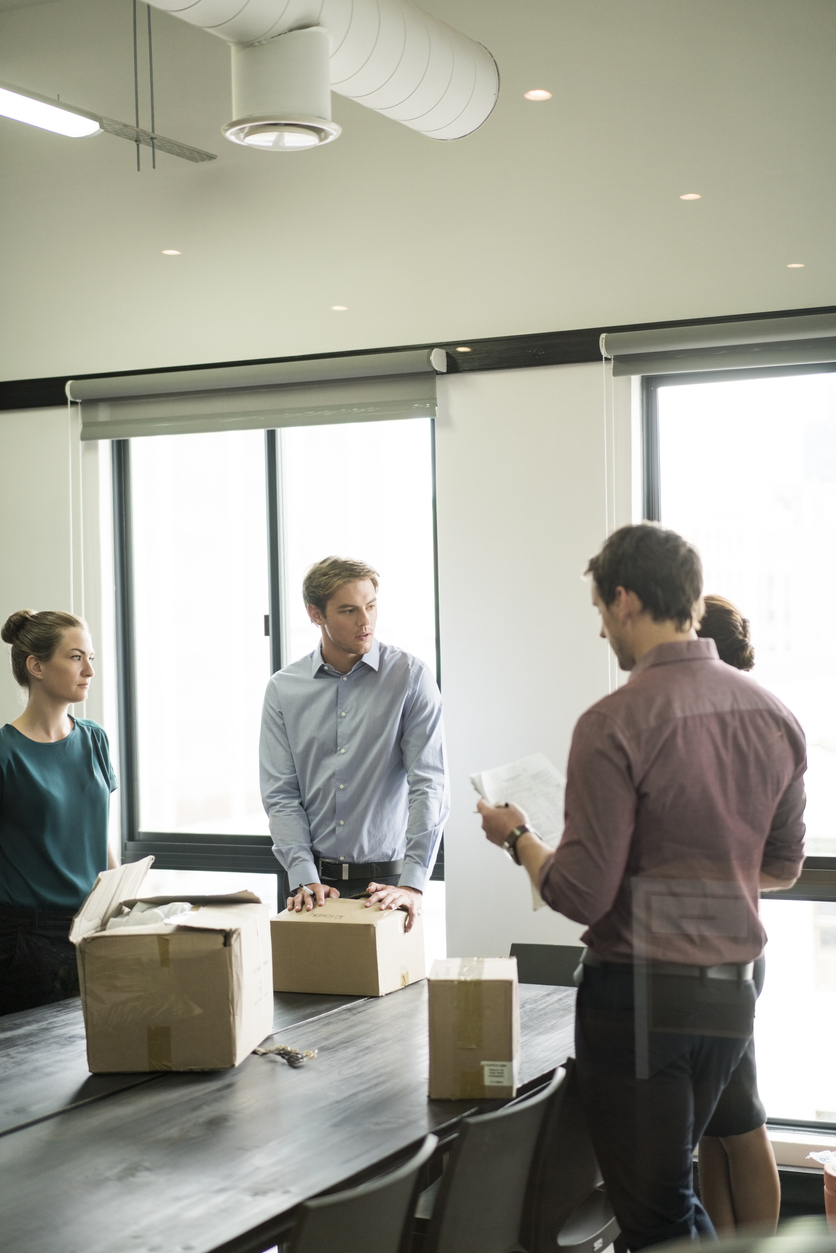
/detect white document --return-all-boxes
[470,751,566,910]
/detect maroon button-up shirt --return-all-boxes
[539,639,806,965]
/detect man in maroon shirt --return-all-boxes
[479,524,806,1251]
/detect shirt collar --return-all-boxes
[628,637,719,681]
[311,636,381,677]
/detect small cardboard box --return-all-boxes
[70,856,274,1073]
[271,896,425,996]
[428,957,520,1100]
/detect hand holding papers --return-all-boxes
[471,752,566,910]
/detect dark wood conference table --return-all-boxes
[0,981,576,1253]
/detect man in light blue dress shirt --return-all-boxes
[259,556,449,931]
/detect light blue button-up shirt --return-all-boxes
[259,638,449,893]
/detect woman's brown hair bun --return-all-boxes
[697,596,755,672]
[2,609,87,687]
[1,609,36,646]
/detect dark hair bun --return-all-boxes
[1,610,36,646]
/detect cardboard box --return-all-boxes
[69,856,274,1073]
[428,957,520,1100]
[271,896,425,996]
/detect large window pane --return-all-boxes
[131,430,270,836]
[757,899,836,1123]
[279,419,437,673]
[658,371,836,857]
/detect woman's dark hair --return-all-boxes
[585,523,703,631]
[697,595,755,671]
[1,609,87,688]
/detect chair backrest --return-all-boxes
[289,1133,438,1253]
[510,943,585,986]
[522,1057,617,1253]
[423,1066,566,1253]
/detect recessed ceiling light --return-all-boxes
[456,346,472,353]
[679,193,701,200]
[331,305,348,311]
[524,89,552,102]
[161,249,181,255]
[786,262,805,268]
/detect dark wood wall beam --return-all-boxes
[4,302,836,412]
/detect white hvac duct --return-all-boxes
[147,0,499,149]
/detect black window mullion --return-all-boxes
[111,439,140,850]
[641,377,661,522]
[265,429,284,676]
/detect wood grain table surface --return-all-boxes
[0,982,575,1253]
[0,990,364,1137]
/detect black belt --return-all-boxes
[582,950,754,982]
[0,904,76,925]
[315,856,404,882]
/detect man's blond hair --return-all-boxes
[303,557,379,613]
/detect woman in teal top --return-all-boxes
[0,609,117,1016]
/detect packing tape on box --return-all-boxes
[157,935,171,968]
[456,958,485,1049]
[456,1067,487,1098]
[147,1024,172,1070]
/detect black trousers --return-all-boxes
[574,962,752,1251]
[0,905,79,1017]
[276,868,400,910]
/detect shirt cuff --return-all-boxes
[278,852,320,891]
[398,863,428,892]
[761,857,803,883]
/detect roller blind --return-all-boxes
[68,349,446,440]
[600,313,836,377]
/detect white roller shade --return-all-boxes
[600,313,836,377]
[68,349,444,440]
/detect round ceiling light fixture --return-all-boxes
[331,305,348,311]
[161,249,181,255]
[787,262,805,268]
[679,193,701,200]
[524,89,552,101]
[456,346,472,352]
[224,118,340,150]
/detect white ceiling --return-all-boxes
[1,0,835,380]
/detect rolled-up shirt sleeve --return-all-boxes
[398,664,450,892]
[538,710,638,925]
[760,771,806,882]
[259,680,318,890]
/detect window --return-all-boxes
[647,364,836,1127]
[114,416,439,878]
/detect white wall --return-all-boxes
[435,362,633,956]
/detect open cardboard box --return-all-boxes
[70,856,274,1073]
[271,896,425,996]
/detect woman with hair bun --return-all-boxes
[696,595,780,1233]
[0,609,117,1016]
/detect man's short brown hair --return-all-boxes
[303,557,380,613]
[585,523,703,631]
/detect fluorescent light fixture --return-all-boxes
[524,89,552,101]
[679,193,701,200]
[0,83,101,138]
[787,263,805,268]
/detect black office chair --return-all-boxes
[418,1066,565,1253]
[510,943,585,987]
[288,1133,438,1253]
[522,1058,620,1253]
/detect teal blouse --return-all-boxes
[0,718,117,912]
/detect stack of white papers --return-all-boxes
[470,751,566,910]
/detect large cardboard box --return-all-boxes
[428,957,520,1100]
[70,857,274,1073]
[271,896,425,996]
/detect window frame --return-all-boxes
[642,363,836,892]
[112,421,444,881]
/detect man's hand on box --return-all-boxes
[477,799,529,847]
[364,882,422,932]
[287,883,341,913]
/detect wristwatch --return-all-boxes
[502,824,531,865]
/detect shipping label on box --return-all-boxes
[428,956,520,1100]
[271,897,425,997]
[70,857,274,1073]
